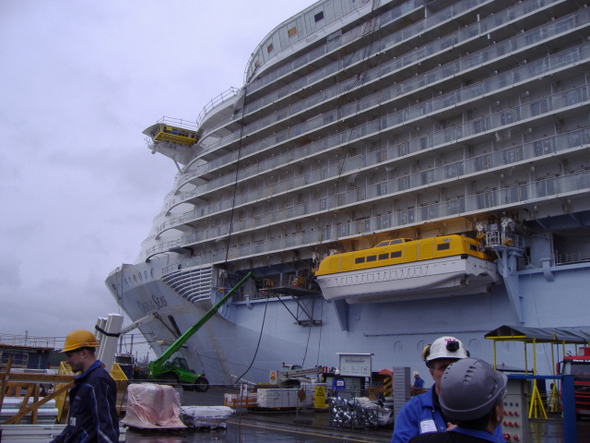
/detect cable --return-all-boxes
[315,301,324,366]
[233,295,270,384]
[224,89,248,264]
[319,0,382,240]
[301,307,313,367]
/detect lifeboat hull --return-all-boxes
[316,256,500,304]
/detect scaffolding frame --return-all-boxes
[485,325,590,418]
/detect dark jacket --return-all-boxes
[409,427,501,443]
[51,360,119,443]
[392,387,505,443]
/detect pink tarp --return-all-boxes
[121,383,186,429]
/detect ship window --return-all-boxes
[367,255,376,262]
[437,243,450,251]
[267,43,274,54]
[314,11,324,22]
[379,253,389,260]
[469,244,477,251]
[376,241,390,247]
[390,239,404,245]
[355,257,365,264]
[391,251,402,258]
[288,26,297,38]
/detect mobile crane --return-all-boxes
[148,272,255,392]
[269,363,324,388]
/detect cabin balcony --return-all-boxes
[144,169,590,262]
[175,6,590,194]
[166,67,590,219]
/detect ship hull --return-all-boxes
[107,0,590,386]
[107,256,590,385]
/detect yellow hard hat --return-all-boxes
[61,329,99,353]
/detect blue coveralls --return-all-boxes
[451,427,503,442]
[408,426,502,443]
[392,386,505,443]
[414,377,425,389]
[50,360,119,443]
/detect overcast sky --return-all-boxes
[0,0,312,356]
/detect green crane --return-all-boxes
[148,272,254,392]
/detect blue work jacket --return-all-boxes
[414,377,425,389]
[408,427,500,443]
[392,386,505,443]
[51,360,119,443]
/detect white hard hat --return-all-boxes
[334,369,340,375]
[423,336,469,366]
[413,371,419,377]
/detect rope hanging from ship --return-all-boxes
[318,0,382,251]
[233,295,270,385]
[222,85,275,382]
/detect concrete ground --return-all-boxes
[122,386,590,443]
[3,385,588,442]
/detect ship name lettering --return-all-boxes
[137,300,156,315]
[152,295,168,308]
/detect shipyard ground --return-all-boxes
[124,387,590,443]
[3,386,587,441]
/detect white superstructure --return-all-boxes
[107,0,590,385]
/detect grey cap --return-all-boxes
[439,358,507,422]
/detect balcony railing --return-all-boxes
[178,6,586,195]
[245,0,424,88]
[555,251,590,266]
[153,85,590,239]
[239,0,560,121]
[145,170,590,266]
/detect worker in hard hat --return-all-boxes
[391,336,505,443]
[332,368,346,397]
[412,371,425,390]
[50,329,119,443]
[407,358,507,443]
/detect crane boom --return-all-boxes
[151,272,254,370]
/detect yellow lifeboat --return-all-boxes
[316,235,499,304]
[153,125,198,146]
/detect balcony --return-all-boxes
[145,169,590,265]
[176,6,588,196]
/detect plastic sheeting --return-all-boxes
[180,406,234,429]
[121,383,186,429]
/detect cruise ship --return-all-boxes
[106,0,590,385]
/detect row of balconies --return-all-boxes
[161,63,590,223]
[158,0,472,197]
[195,0,563,172]
[151,120,589,242]
[238,0,563,125]
[244,0,423,96]
[176,6,586,198]
[149,169,590,266]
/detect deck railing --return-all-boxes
[0,334,57,349]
